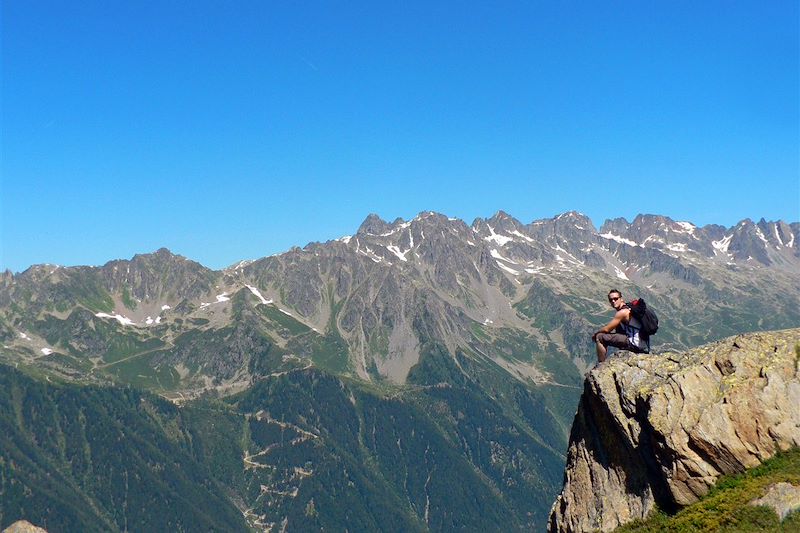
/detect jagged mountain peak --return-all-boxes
[104,248,211,276]
[598,216,629,234]
[145,246,176,257]
[353,212,471,243]
[355,211,457,237]
[521,212,596,245]
[126,247,192,266]
[554,210,592,222]
[595,214,800,266]
[17,263,67,279]
[725,218,799,264]
[551,211,596,232]
[604,214,691,235]
[12,249,191,280]
[415,210,455,224]
[356,213,392,235]
[472,210,526,233]
[90,249,219,307]
[489,209,517,223]
[632,213,678,224]
[489,210,524,229]
[527,211,595,231]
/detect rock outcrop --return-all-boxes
[2,521,48,533]
[548,328,800,532]
[750,482,800,521]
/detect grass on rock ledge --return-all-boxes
[616,447,800,533]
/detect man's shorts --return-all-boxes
[596,332,647,354]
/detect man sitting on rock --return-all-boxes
[592,289,650,363]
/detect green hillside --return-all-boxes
[0,350,569,531]
[0,366,248,532]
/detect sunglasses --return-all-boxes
[608,296,620,303]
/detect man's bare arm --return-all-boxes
[592,309,628,340]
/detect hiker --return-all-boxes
[591,289,650,363]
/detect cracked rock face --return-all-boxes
[548,328,800,533]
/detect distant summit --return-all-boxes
[356,213,393,235]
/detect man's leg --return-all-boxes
[594,333,629,363]
[596,340,608,362]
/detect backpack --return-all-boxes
[627,298,659,337]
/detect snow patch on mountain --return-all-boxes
[667,243,688,253]
[387,245,410,262]
[600,233,639,247]
[713,235,733,254]
[774,226,784,246]
[490,249,517,264]
[231,259,254,271]
[484,225,514,246]
[755,227,770,245]
[96,313,136,326]
[497,262,521,276]
[353,238,385,263]
[510,230,534,243]
[361,246,384,263]
[247,285,273,305]
[199,293,231,309]
[554,244,581,265]
[386,230,414,262]
[378,221,412,237]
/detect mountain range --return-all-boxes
[1,211,798,531]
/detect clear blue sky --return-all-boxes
[2,1,798,273]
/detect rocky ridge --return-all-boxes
[548,328,800,532]
[1,211,799,396]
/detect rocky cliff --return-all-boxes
[548,328,800,532]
